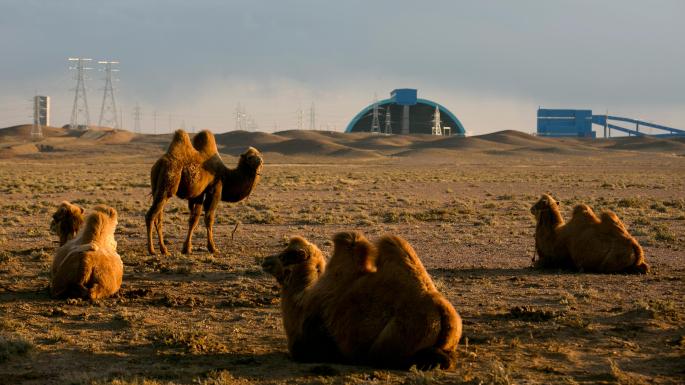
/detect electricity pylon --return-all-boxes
[431,105,443,136]
[370,95,381,134]
[68,57,93,129]
[97,60,120,128]
[133,103,141,133]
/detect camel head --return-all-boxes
[329,231,378,274]
[238,146,264,175]
[530,194,560,219]
[50,201,85,245]
[262,236,325,288]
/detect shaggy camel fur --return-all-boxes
[261,236,340,363]
[531,194,649,273]
[146,129,263,255]
[51,205,123,300]
[50,201,85,246]
[262,232,462,370]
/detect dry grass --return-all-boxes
[0,145,684,384]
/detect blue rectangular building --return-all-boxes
[537,109,596,137]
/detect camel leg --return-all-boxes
[182,197,204,255]
[368,317,419,368]
[155,208,169,255]
[145,196,168,255]
[204,185,222,254]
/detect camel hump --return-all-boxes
[166,129,194,158]
[332,231,377,273]
[376,234,421,267]
[599,210,627,232]
[192,130,218,157]
[93,204,117,221]
[571,204,599,223]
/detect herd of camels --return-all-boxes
[47,129,649,370]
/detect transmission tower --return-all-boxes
[97,61,120,128]
[235,103,247,130]
[370,96,381,134]
[309,102,316,130]
[133,103,142,134]
[384,106,392,135]
[431,105,443,136]
[296,107,304,130]
[68,57,93,130]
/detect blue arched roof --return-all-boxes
[344,97,466,135]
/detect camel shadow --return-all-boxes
[427,266,579,279]
[1,336,394,383]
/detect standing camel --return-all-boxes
[146,129,263,255]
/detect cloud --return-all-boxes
[1,0,683,132]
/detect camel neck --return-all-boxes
[537,207,564,229]
[220,163,259,202]
[283,264,319,297]
[535,207,564,251]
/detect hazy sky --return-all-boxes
[1,0,684,134]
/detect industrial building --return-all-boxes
[537,108,685,138]
[345,89,466,136]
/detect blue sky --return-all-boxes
[1,0,683,134]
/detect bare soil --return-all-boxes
[0,130,683,384]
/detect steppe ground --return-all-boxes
[0,130,684,384]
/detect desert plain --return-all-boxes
[0,125,683,384]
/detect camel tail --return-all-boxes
[630,239,649,274]
[434,296,462,352]
[406,296,461,370]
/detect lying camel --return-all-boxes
[531,194,649,273]
[262,232,462,370]
[51,205,123,300]
[50,201,85,246]
[146,130,263,255]
[261,236,340,363]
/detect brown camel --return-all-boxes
[145,129,263,255]
[531,194,649,273]
[262,232,462,370]
[50,201,85,246]
[51,205,123,300]
[261,236,339,363]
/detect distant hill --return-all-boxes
[1,124,684,158]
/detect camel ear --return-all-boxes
[79,207,85,214]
